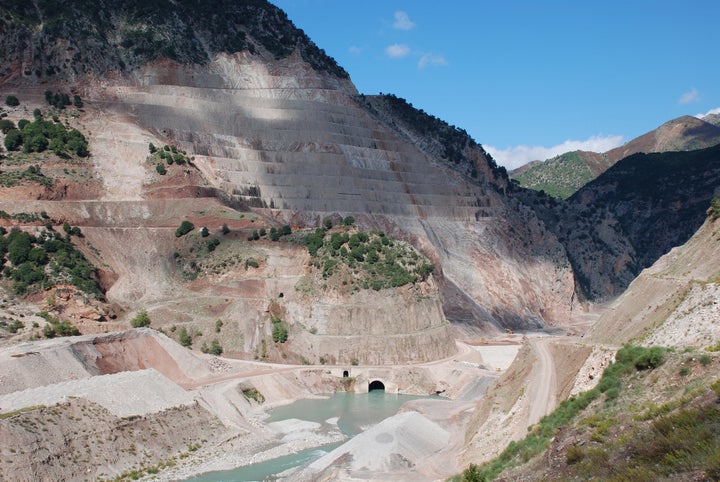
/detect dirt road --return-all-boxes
[527,336,556,425]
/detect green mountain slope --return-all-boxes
[511,115,720,199]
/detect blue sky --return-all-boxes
[271,1,720,169]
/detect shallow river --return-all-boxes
[186,390,430,481]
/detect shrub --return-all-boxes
[566,445,585,465]
[633,346,665,370]
[3,129,22,151]
[201,339,223,355]
[200,227,209,237]
[221,223,230,235]
[175,220,194,237]
[130,310,151,328]
[215,319,223,333]
[0,119,16,134]
[5,95,19,107]
[207,238,220,251]
[156,163,167,175]
[710,198,720,221]
[178,326,192,347]
[343,215,355,226]
[271,317,288,343]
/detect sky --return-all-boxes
[270,0,720,169]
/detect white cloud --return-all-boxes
[485,135,626,170]
[418,53,447,69]
[678,88,700,105]
[349,45,362,55]
[385,44,410,58]
[695,106,720,119]
[393,11,415,30]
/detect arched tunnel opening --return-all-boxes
[368,380,385,392]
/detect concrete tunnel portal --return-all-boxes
[368,380,385,392]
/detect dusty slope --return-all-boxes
[589,216,720,347]
[460,336,594,468]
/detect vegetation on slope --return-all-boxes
[511,151,604,199]
[302,219,434,292]
[0,226,102,298]
[148,143,194,176]
[360,94,506,185]
[0,0,348,80]
[456,346,720,481]
[2,112,88,158]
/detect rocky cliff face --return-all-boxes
[0,0,580,354]
[518,144,720,301]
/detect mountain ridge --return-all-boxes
[511,115,720,199]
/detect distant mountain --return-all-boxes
[704,113,720,127]
[509,150,612,199]
[519,143,720,300]
[510,115,720,198]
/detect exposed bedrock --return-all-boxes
[84,52,575,331]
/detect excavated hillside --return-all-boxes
[0,0,578,335]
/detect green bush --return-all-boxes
[710,198,720,220]
[156,163,167,175]
[3,129,22,151]
[175,220,194,237]
[130,310,151,328]
[178,326,192,347]
[201,339,222,355]
[271,317,288,343]
[5,95,19,107]
[207,238,220,251]
[0,119,16,134]
[632,346,666,370]
[566,445,586,465]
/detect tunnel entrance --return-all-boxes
[343,370,349,378]
[368,380,385,392]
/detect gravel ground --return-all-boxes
[0,368,196,417]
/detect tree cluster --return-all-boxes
[2,115,88,157]
[148,143,193,175]
[0,226,102,297]
[303,226,435,291]
[248,224,292,242]
[44,90,82,110]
